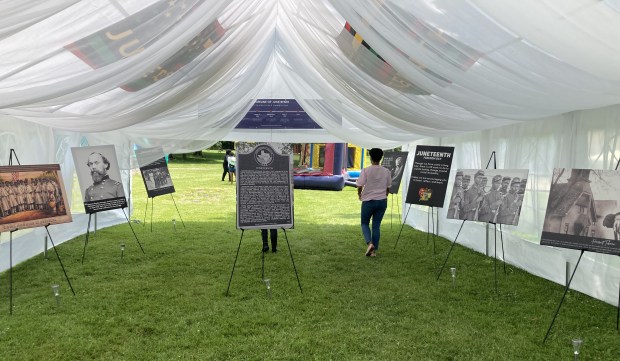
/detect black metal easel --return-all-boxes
[4,149,75,314]
[389,193,401,230]
[436,151,507,291]
[226,228,302,297]
[393,204,413,249]
[82,208,145,263]
[543,250,585,343]
[142,194,186,232]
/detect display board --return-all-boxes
[236,99,321,129]
[0,164,72,232]
[446,168,529,225]
[405,145,454,207]
[382,151,409,194]
[541,168,620,255]
[71,145,127,214]
[236,143,294,229]
[135,147,175,198]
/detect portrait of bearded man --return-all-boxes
[84,152,125,202]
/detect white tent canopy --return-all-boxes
[1,0,620,304]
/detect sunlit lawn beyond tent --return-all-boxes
[1,151,619,360]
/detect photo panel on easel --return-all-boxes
[446,168,529,226]
[0,164,72,232]
[135,146,175,198]
[382,151,409,194]
[405,145,455,207]
[235,143,294,230]
[541,168,620,255]
[71,145,127,214]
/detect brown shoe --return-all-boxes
[365,243,375,257]
[369,250,377,257]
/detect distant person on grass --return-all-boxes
[261,228,278,253]
[222,149,231,181]
[356,148,391,257]
[227,152,236,184]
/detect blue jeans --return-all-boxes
[361,199,387,250]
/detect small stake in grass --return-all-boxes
[172,219,176,232]
[263,279,271,298]
[572,338,583,360]
[51,284,60,307]
[450,267,456,288]
[120,243,125,259]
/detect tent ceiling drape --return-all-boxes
[1,0,619,151]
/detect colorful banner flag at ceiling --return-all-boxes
[64,0,226,92]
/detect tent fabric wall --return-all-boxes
[1,0,620,303]
[400,104,620,306]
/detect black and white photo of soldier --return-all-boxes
[72,145,127,213]
[0,165,72,232]
[446,168,529,226]
[142,167,173,191]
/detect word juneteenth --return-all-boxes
[416,151,452,158]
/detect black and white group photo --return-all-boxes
[446,168,529,226]
[142,167,173,191]
[0,164,72,232]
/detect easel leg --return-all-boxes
[123,208,145,253]
[9,230,14,315]
[81,214,92,264]
[170,194,186,228]
[143,198,148,227]
[426,210,430,245]
[390,194,394,230]
[396,194,401,224]
[543,250,585,343]
[500,224,506,275]
[226,230,245,297]
[616,262,620,331]
[150,198,154,232]
[45,226,75,296]
[393,204,412,249]
[431,207,436,255]
[617,275,620,330]
[494,223,498,293]
[283,229,303,293]
[437,220,466,280]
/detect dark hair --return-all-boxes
[87,152,111,170]
[368,148,383,162]
[225,149,231,155]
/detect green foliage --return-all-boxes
[1,150,618,360]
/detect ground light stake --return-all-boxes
[172,219,176,232]
[51,284,60,306]
[450,267,456,288]
[263,279,271,298]
[120,243,125,259]
[572,338,582,360]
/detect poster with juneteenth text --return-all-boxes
[405,145,455,208]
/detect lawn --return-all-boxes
[0,150,618,360]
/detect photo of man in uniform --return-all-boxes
[84,152,125,202]
[72,145,128,214]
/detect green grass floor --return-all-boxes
[1,151,619,360]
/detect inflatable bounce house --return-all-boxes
[293,143,365,190]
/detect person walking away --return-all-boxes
[356,148,391,257]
